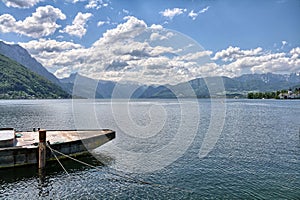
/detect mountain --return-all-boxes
[60,73,147,98]
[137,85,176,98]
[143,74,300,98]
[233,73,300,91]
[60,72,300,99]
[1,41,298,99]
[0,41,61,86]
[0,54,70,99]
[60,73,104,98]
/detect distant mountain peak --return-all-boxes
[0,53,70,99]
[0,41,61,86]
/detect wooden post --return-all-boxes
[38,130,47,169]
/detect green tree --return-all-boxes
[248,92,254,99]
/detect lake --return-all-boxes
[0,99,299,199]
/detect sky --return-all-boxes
[0,0,300,84]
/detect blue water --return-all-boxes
[0,99,299,199]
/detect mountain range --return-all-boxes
[0,53,69,99]
[0,41,299,99]
[61,72,300,98]
[0,41,62,87]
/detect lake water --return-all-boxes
[0,99,299,199]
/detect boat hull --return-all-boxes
[0,130,115,169]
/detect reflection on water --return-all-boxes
[0,99,75,131]
[0,99,299,199]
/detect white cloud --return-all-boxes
[281,40,287,49]
[71,0,110,9]
[85,0,99,9]
[150,32,167,41]
[188,6,210,20]
[97,21,108,27]
[282,40,287,46]
[0,39,15,45]
[72,0,84,3]
[160,8,187,19]
[54,67,71,78]
[213,46,263,62]
[199,6,210,14]
[62,12,92,38]
[150,24,163,30]
[290,47,300,59]
[250,56,298,74]
[20,16,300,84]
[85,0,101,9]
[2,0,42,8]
[175,51,213,61]
[0,5,66,38]
[19,39,83,70]
[188,10,198,20]
[122,9,129,14]
[93,16,147,45]
[149,31,174,41]
[21,16,218,85]
[19,38,82,54]
[213,46,300,76]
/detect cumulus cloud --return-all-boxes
[19,39,83,72]
[54,67,71,78]
[21,16,216,84]
[62,12,92,38]
[290,47,300,59]
[2,0,42,8]
[213,46,300,76]
[71,0,109,9]
[0,5,66,38]
[85,0,100,9]
[19,38,82,54]
[160,8,187,19]
[93,16,147,45]
[85,0,108,9]
[175,51,213,61]
[213,46,263,62]
[20,16,300,84]
[150,24,163,30]
[250,56,297,74]
[150,31,174,41]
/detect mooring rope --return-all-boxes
[47,143,69,176]
[46,143,194,194]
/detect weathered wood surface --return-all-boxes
[0,129,115,169]
[0,128,15,148]
[15,130,114,147]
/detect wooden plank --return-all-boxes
[14,130,114,147]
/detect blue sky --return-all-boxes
[0,0,299,84]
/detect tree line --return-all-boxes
[247,88,300,99]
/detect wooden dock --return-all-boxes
[0,129,115,169]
